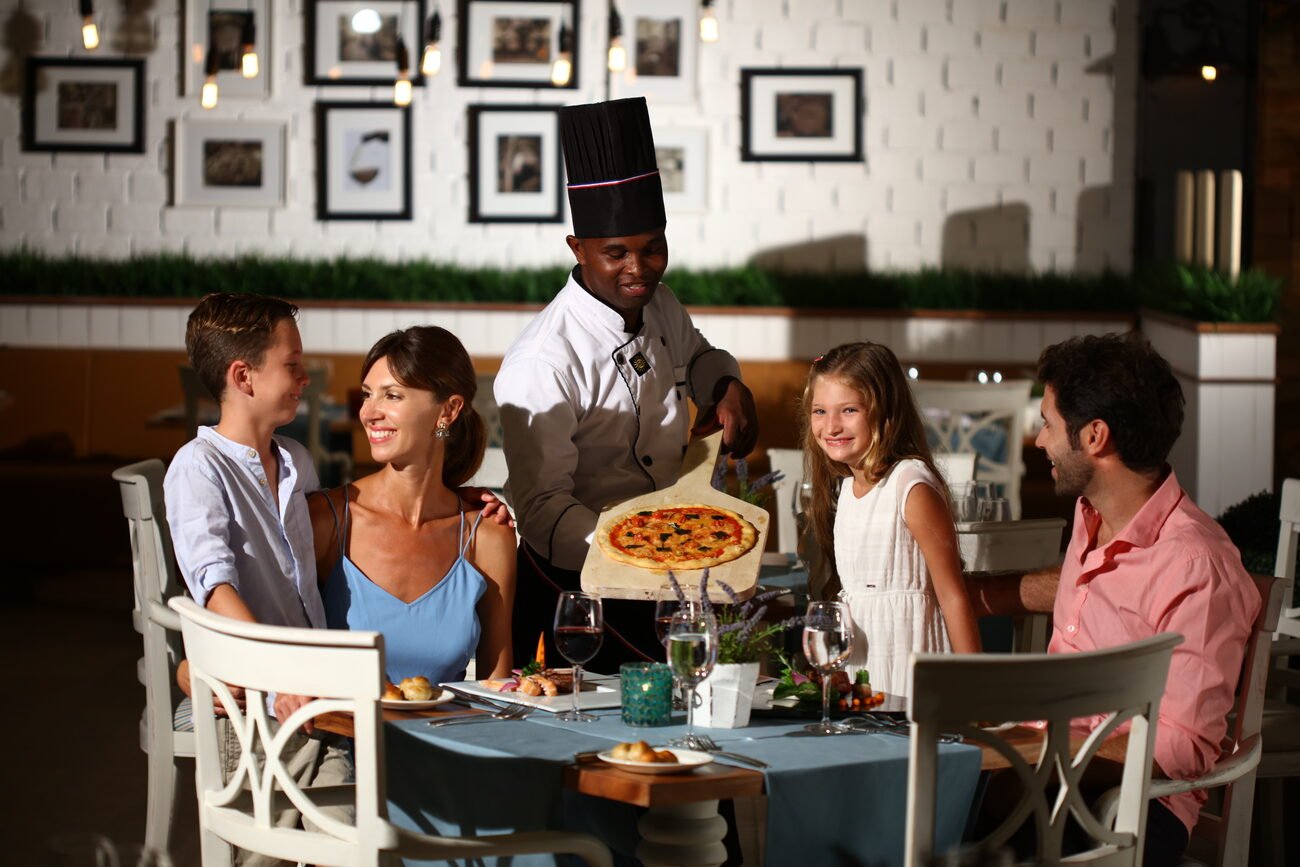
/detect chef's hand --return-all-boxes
[459,487,516,527]
[691,378,759,458]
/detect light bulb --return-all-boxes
[393,76,412,106]
[608,40,627,72]
[700,8,719,43]
[1201,65,1218,81]
[551,55,572,86]
[421,44,442,76]
[82,19,100,50]
[907,367,919,380]
[201,76,219,109]
[241,50,259,78]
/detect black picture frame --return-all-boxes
[305,0,428,86]
[740,67,864,163]
[457,0,581,89]
[467,104,564,223]
[315,101,413,221]
[22,57,146,154]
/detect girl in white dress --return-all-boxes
[800,342,981,697]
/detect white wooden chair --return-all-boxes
[113,459,195,855]
[766,447,805,556]
[1255,479,1300,866]
[169,596,613,867]
[905,633,1183,866]
[909,379,1033,519]
[933,451,978,486]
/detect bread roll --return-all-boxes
[382,681,404,701]
[399,676,435,701]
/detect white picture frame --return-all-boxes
[740,67,864,162]
[175,119,286,207]
[610,0,698,104]
[306,0,426,85]
[654,127,707,213]
[467,104,564,223]
[458,0,580,89]
[316,102,413,220]
[184,0,272,98]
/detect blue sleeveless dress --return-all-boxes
[321,491,487,683]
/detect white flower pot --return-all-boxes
[696,662,760,729]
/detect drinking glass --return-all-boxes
[980,497,1010,522]
[666,609,718,748]
[655,584,703,710]
[803,600,854,735]
[553,591,603,722]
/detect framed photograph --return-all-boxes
[458,0,580,89]
[175,120,286,207]
[22,57,145,154]
[740,68,864,162]
[316,102,412,220]
[306,0,426,85]
[184,0,271,98]
[655,127,707,213]
[467,105,563,223]
[609,0,698,104]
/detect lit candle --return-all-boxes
[1174,171,1194,264]
[1194,170,1215,268]
[1217,169,1242,280]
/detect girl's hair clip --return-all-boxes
[813,355,825,363]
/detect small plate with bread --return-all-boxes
[382,676,455,710]
[596,741,713,775]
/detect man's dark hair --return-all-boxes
[185,293,299,401]
[1036,333,1185,473]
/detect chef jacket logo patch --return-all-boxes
[629,352,651,376]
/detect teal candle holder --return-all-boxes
[620,662,673,727]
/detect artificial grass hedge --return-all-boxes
[1,252,1281,323]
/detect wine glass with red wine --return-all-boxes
[553,590,604,722]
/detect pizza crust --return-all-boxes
[598,503,758,571]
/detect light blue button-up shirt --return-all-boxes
[164,426,326,629]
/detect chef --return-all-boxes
[494,97,758,672]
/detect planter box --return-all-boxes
[1140,310,1279,517]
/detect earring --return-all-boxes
[435,420,450,439]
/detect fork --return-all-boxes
[428,704,533,727]
[682,733,770,769]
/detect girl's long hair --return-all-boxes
[362,326,487,488]
[797,342,948,585]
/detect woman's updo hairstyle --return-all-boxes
[361,326,487,487]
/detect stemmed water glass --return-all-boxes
[803,600,854,735]
[665,609,717,749]
[654,584,703,710]
[553,591,603,723]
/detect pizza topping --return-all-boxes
[600,504,758,570]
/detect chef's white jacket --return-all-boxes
[494,272,743,571]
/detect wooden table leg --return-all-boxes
[636,799,729,866]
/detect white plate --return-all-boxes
[596,747,713,775]
[381,691,455,711]
[442,674,621,714]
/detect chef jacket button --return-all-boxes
[641,455,653,467]
[615,354,625,365]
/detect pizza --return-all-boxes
[599,504,758,570]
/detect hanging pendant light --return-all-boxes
[79,0,100,50]
[201,43,220,108]
[420,8,443,76]
[607,3,626,72]
[393,37,413,106]
[699,0,719,43]
[551,19,573,86]
[240,15,258,78]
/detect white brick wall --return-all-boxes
[0,0,1132,275]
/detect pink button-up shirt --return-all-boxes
[1049,470,1259,834]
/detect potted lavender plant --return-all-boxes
[665,570,800,728]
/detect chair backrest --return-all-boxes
[113,460,191,747]
[933,451,978,485]
[909,379,1033,519]
[170,596,395,867]
[1276,478,1300,641]
[905,633,1183,867]
[766,447,805,555]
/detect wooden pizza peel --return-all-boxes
[580,430,768,602]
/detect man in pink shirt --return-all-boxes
[970,333,1260,866]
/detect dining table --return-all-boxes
[318,694,1050,867]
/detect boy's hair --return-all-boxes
[1036,333,1184,473]
[185,293,299,401]
[362,326,486,488]
[798,342,947,587]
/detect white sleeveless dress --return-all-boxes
[834,458,951,698]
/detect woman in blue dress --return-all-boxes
[309,326,515,683]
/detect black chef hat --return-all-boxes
[559,97,666,239]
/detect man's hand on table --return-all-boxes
[275,693,316,734]
[692,377,759,458]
